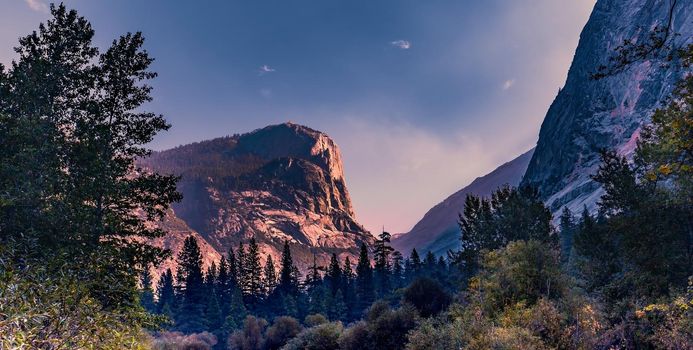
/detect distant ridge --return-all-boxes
[391,149,534,256]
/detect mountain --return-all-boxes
[522,0,693,215]
[391,149,534,257]
[141,122,374,271]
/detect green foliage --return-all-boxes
[0,252,152,349]
[402,277,451,318]
[227,315,268,350]
[456,186,555,276]
[264,316,303,350]
[281,322,343,350]
[472,240,568,316]
[355,243,374,313]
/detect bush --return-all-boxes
[264,316,302,350]
[0,258,151,349]
[304,314,329,327]
[150,331,218,350]
[228,315,268,350]
[337,321,370,350]
[281,322,343,350]
[402,277,451,317]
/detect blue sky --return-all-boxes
[1,0,595,234]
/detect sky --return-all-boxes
[1,0,596,234]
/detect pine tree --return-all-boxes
[407,249,422,281]
[558,207,576,264]
[391,251,404,289]
[224,288,248,331]
[306,254,322,292]
[205,261,218,289]
[156,268,176,317]
[330,289,348,322]
[245,238,264,305]
[217,257,231,315]
[139,266,156,313]
[326,253,342,296]
[227,247,238,288]
[355,243,374,312]
[373,231,394,298]
[0,3,181,310]
[279,240,298,296]
[236,243,247,296]
[341,257,357,320]
[205,290,223,332]
[176,236,207,333]
[264,254,278,296]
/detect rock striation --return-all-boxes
[522,0,693,215]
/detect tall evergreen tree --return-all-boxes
[326,253,343,296]
[373,231,394,297]
[227,247,238,289]
[0,3,181,309]
[264,254,278,295]
[175,236,206,333]
[156,268,176,317]
[558,207,577,264]
[355,243,374,312]
[244,238,264,304]
[139,266,156,313]
[391,251,404,289]
[217,257,231,315]
[278,240,298,296]
[236,243,247,294]
[456,185,555,276]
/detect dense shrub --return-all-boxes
[402,277,451,317]
[228,316,268,350]
[150,331,218,350]
[281,322,343,350]
[264,316,303,350]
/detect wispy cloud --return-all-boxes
[258,64,276,75]
[24,0,48,13]
[390,40,411,50]
[502,79,515,90]
[259,88,272,98]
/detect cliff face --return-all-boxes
[522,0,693,214]
[141,123,373,270]
[391,149,534,257]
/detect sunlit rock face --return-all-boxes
[141,123,373,272]
[522,0,693,216]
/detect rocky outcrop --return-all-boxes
[522,0,693,215]
[391,149,534,257]
[141,123,373,271]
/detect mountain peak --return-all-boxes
[142,123,371,272]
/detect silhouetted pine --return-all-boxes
[139,266,156,314]
[175,236,207,333]
[391,251,404,289]
[356,243,374,313]
[278,241,299,296]
[558,207,577,264]
[217,257,231,315]
[373,231,394,298]
[244,238,264,305]
[156,268,176,317]
[264,254,278,296]
[326,253,342,296]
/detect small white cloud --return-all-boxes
[25,0,48,13]
[259,88,272,98]
[390,40,411,50]
[258,65,276,75]
[502,79,515,91]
